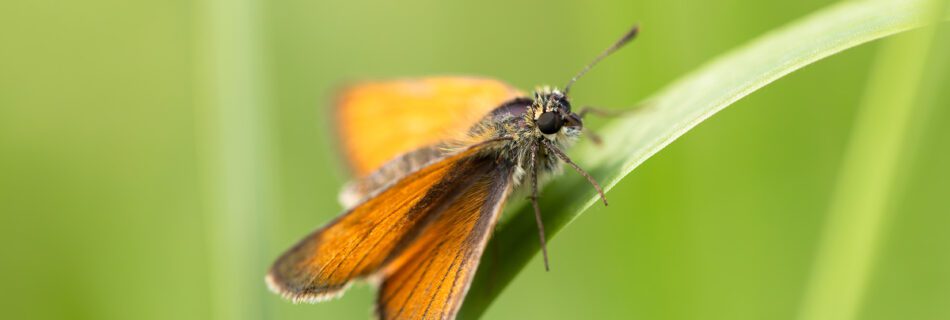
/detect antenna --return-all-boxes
[563,24,640,95]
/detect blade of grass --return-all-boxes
[194,0,275,319]
[796,1,949,320]
[461,0,948,318]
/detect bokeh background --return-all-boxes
[2,0,948,319]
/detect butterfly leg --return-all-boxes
[584,130,604,146]
[542,139,608,207]
[528,141,551,271]
[577,106,629,118]
[575,106,640,145]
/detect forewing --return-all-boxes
[267,147,487,303]
[375,157,515,320]
[336,77,522,176]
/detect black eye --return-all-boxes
[537,112,563,134]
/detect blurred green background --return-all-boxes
[2,0,948,319]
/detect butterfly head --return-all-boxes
[531,87,582,136]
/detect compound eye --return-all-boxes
[537,111,563,134]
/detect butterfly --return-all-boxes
[267,25,639,319]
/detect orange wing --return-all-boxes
[336,77,522,176]
[267,148,475,302]
[375,157,514,320]
[266,145,512,305]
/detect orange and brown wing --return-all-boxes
[267,147,483,302]
[336,77,522,176]
[267,144,514,304]
[375,157,515,320]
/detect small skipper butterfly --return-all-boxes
[267,24,639,319]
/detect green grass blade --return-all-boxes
[195,0,275,318]
[460,0,946,318]
[796,1,949,320]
